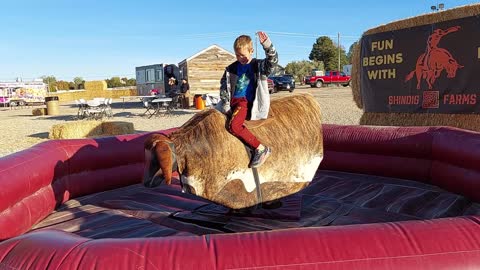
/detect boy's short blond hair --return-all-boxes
[234,35,253,51]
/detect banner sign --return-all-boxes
[360,15,480,113]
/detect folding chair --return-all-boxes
[76,99,89,119]
[85,101,104,120]
[149,97,173,118]
[103,98,113,118]
[75,100,82,119]
[166,93,181,114]
[141,98,155,118]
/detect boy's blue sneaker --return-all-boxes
[250,146,271,168]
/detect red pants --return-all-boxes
[229,98,261,149]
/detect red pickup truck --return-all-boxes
[305,70,351,88]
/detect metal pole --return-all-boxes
[338,32,341,71]
[255,33,258,58]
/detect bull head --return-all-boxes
[446,59,464,78]
[143,133,176,187]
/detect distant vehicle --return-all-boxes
[268,75,295,92]
[343,64,352,76]
[282,74,295,83]
[267,78,275,94]
[305,70,351,88]
[0,82,47,107]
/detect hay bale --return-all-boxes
[49,121,103,139]
[353,4,480,109]
[352,3,480,132]
[49,120,135,139]
[102,121,134,136]
[32,108,47,116]
[84,81,107,92]
[360,112,480,132]
[351,43,362,109]
[364,4,480,36]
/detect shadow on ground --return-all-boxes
[110,102,144,110]
[113,112,138,117]
[29,132,50,139]
[114,109,197,118]
[37,115,77,121]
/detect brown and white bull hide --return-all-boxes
[144,94,323,209]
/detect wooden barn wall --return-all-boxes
[186,47,236,94]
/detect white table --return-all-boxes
[87,100,102,107]
[147,97,173,118]
[82,99,110,119]
[120,95,166,109]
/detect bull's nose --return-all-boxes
[181,184,196,195]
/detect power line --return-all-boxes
[177,31,246,37]
[1,30,360,81]
[266,30,360,39]
[154,30,361,40]
[0,73,137,82]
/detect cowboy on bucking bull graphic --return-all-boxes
[405,26,464,90]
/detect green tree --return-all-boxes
[41,75,57,92]
[309,37,336,66]
[56,80,70,90]
[285,60,324,84]
[120,77,136,86]
[125,78,136,86]
[73,77,84,89]
[106,77,124,88]
[347,41,359,64]
[309,36,348,71]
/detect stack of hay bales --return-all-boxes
[351,4,480,132]
[49,121,134,139]
[46,80,137,104]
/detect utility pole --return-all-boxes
[338,32,341,72]
[255,33,258,58]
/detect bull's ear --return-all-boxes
[143,148,165,187]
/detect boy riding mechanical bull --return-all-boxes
[143,32,324,209]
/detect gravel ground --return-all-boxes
[0,85,362,158]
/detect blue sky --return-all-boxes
[1,0,478,81]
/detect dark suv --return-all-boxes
[268,75,295,92]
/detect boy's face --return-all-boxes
[235,46,253,65]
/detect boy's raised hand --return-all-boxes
[257,31,269,44]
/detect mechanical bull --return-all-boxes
[143,94,323,209]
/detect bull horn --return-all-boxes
[143,148,163,187]
[143,134,174,187]
[153,141,174,185]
